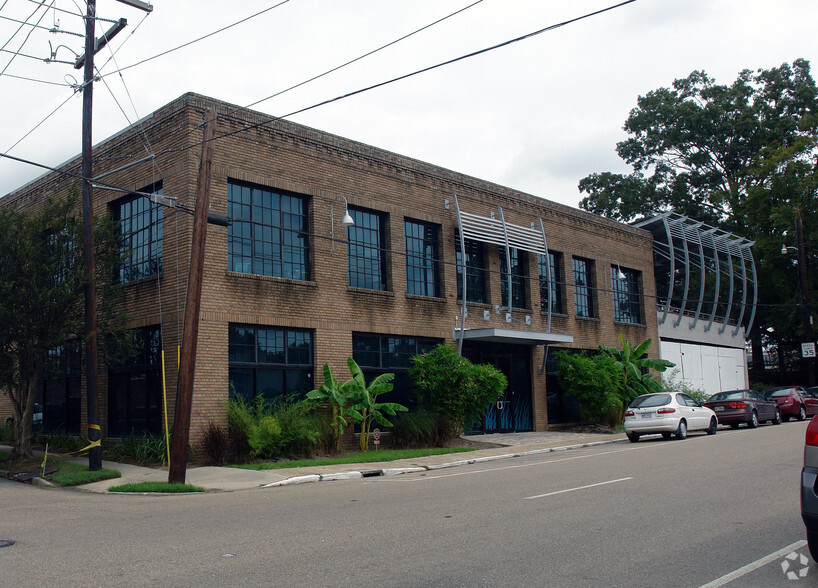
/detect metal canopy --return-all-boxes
[453,328,573,346]
[634,212,757,337]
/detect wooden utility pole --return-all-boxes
[796,211,816,386]
[81,0,102,471]
[169,107,217,484]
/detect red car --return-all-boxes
[704,389,780,428]
[764,386,818,421]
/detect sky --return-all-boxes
[0,0,816,208]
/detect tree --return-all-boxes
[306,363,359,453]
[555,351,622,426]
[579,59,818,372]
[346,358,406,451]
[598,336,674,403]
[409,344,507,432]
[0,193,126,459]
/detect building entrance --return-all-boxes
[463,342,532,433]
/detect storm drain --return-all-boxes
[0,540,14,548]
[360,470,383,478]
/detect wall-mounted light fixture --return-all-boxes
[330,195,354,252]
[612,261,626,281]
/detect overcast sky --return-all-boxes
[1,0,816,208]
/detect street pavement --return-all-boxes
[2,430,627,492]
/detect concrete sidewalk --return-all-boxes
[4,430,627,493]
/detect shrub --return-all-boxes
[227,396,255,462]
[661,369,709,403]
[109,431,168,465]
[201,422,229,466]
[248,415,282,458]
[270,397,320,459]
[390,411,457,449]
[556,350,623,426]
[409,344,507,432]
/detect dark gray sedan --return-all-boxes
[703,389,781,428]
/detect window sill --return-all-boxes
[114,273,163,288]
[226,271,317,288]
[347,287,394,297]
[575,315,601,323]
[614,320,646,328]
[406,294,447,304]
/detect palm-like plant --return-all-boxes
[346,358,407,451]
[306,363,359,453]
[599,335,675,403]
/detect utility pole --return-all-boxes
[169,107,217,484]
[796,211,815,386]
[80,0,102,471]
[77,0,151,470]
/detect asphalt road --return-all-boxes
[1,421,813,587]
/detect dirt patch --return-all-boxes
[1,455,44,476]
[445,436,505,450]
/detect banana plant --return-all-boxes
[599,335,675,402]
[346,357,407,451]
[306,363,360,453]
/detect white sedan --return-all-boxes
[624,392,718,442]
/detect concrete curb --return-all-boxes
[264,436,628,488]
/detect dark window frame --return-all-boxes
[227,180,310,281]
[108,325,163,436]
[404,219,440,298]
[538,251,564,314]
[456,236,488,304]
[612,266,642,324]
[111,183,163,284]
[38,342,82,433]
[573,257,595,318]
[347,207,388,291]
[499,246,527,309]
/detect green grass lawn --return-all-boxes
[108,481,205,493]
[46,459,121,486]
[232,446,476,470]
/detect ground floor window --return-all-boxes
[37,342,82,433]
[108,326,162,436]
[228,324,314,404]
[352,333,442,411]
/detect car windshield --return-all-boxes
[630,394,672,408]
[709,391,744,401]
[768,388,794,398]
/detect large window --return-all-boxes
[108,326,162,436]
[612,266,642,323]
[405,219,440,297]
[227,180,309,280]
[456,236,487,303]
[37,342,81,434]
[573,257,595,318]
[352,333,442,411]
[499,246,527,309]
[538,252,564,314]
[229,325,314,403]
[348,208,387,291]
[111,184,163,283]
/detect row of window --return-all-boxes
[111,180,642,324]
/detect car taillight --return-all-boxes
[728,402,747,409]
[806,416,818,446]
[783,397,794,404]
[657,408,676,415]
[624,410,634,417]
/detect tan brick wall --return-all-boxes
[0,92,660,443]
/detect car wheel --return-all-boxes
[748,410,759,429]
[627,433,640,443]
[772,408,782,425]
[706,417,717,435]
[809,531,818,562]
[675,419,688,440]
[661,432,672,440]
[799,405,807,421]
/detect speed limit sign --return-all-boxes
[803,342,816,358]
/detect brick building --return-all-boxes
[1,93,659,445]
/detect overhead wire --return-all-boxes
[0,0,53,77]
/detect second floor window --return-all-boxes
[573,257,595,318]
[348,208,387,291]
[538,252,564,314]
[499,246,527,309]
[456,236,487,303]
[405,219,440,297]
[111,184,163,284]
[228,181,309,280]
[612,266,642,323]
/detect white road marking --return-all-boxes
[697,540,808,587]
[524,477,633,499]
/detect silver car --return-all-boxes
[801,415,818,559]
[624,392,718,442]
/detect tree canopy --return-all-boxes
[578,58,818,352]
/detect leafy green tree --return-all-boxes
[345,358,406,451]
[578,59,818,371]
[409,344,507,432]
[555,350,622,426]
[0,193,127,459]
[598,336,674,403]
